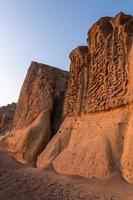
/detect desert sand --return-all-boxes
[0,148,133,200]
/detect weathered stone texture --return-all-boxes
[0,103,16,135]
[13,61,68,134]
[64,12,133,116]
[38,13,133,184]
[5,62,68,165]
[2,12,133,184]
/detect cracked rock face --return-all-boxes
[5,62,68,166]
[37,13,133,184]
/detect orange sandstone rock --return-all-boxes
[2,12,133,184]
[5,62,68,166]
[37,13,133,183]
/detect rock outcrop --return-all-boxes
[64,12,133,116]
[37,12,133,184]
[5,62,68,166]
[1,12,133,184]
[0,103,16,135]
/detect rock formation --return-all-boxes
[4,62,68,166]
[37,12,133,184]
[0,103,16,135]
[1,12,133,184]
[64,12,133,116]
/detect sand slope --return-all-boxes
[0,149,133,200]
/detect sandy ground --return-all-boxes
[0,149,133,200]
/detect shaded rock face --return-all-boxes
[6,62,68,165]
[37,13,133,184]
[0,103,16,135]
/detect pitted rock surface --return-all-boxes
[38,13,133,184]
[64,12,133,116]
[1,12,133,184]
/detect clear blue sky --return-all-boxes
[0,0,133,106]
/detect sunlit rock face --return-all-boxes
[64,12,133,116]
[37,13,133,184]
[5,61,68,166]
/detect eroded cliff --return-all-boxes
[1,12,133,184]
[37,12,133,184]
[4,62,68,165]
[64,12,133,116]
